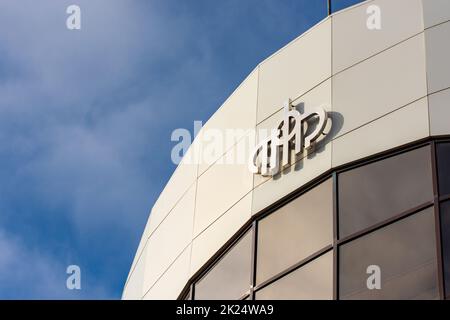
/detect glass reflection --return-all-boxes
[256,251,333,300]
[439,201,450,295]
[338,146,433,238]
[339,208,438,300]
[437,143,450,196]
[256,179,333,284]
[194,230,252,300]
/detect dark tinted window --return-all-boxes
[256,179,333,285]
[338,146,433,238]
[437,143,450,196]
[256,251,333,300]
[339,207,438,300]
[194,231,252,300]
[439,201,450,295]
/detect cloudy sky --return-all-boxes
[0,0,361,299]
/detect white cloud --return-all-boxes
[0,0,225,298]
[0,228,110,299]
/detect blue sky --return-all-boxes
[0,0,362,299]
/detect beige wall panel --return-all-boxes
[426,21,450,94]
[332,98,429,167]
[198,69,258,175]
[122,246,147,300]
[147,146,198,236]
[333,34,427,138]
[194,134,254,236]
[190,193,252,277]
[429,88,450,136]
[257,19,331,123]
[143,245,191,300]
[422,0,450,28]
[333,0,424,74]
[142,184,196,293]
[126,221,150,283]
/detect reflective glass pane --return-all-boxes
[194,231,252,300]
[256,251,333,300]
[339,207,438,300]
[256,179,333,285]
[338,146,433,238]
[437,143,450,196]
[439,200,450,295]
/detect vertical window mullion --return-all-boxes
[332,172,339,300]
[190,283,195,301]
[250,220,258,300]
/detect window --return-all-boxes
[255,251,333,300]
[194,230,252,300]
[338,146,433,238]
[439,201,450,296]
[339,207,438,300]
[256,179,333,285]
[181,140,449,301]
[437,143,450,196]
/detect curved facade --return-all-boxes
[123,0,450,300]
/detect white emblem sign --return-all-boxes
[249,99,329,177]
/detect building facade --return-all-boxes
[123,0,450,300]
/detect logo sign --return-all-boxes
[249,99,329,177]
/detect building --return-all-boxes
[122,0,450,300]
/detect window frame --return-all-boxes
[178,137,450,300]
